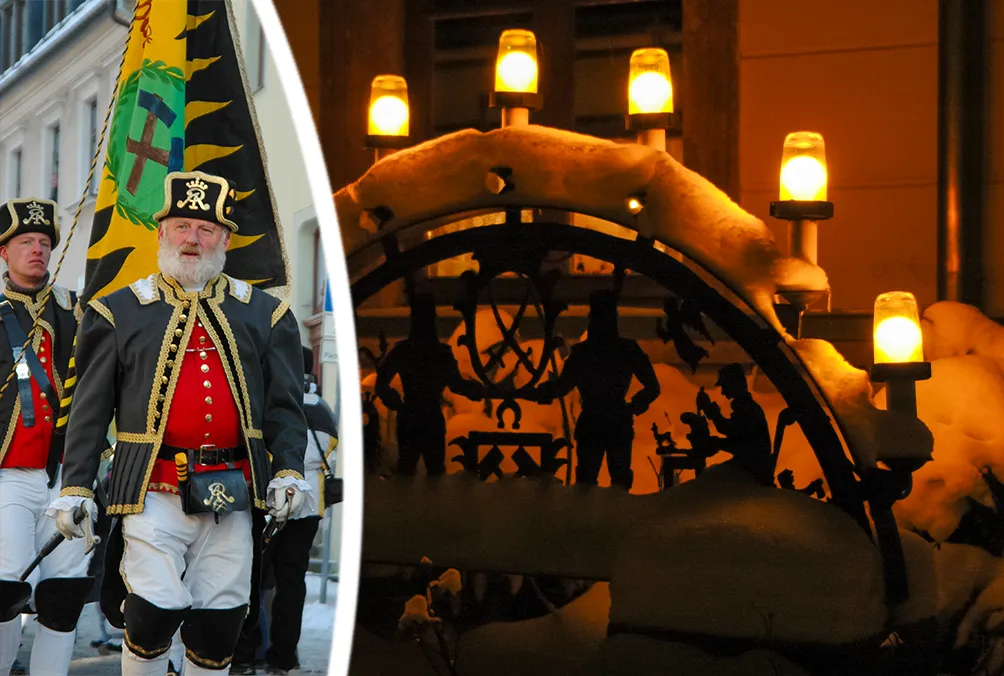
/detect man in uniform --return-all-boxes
[47,171,310,676]
[0,198,93,676]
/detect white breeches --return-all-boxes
[0,467,91,587]
[120,492,252,610]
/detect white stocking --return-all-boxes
[29,625,76,676]
[0,617,21,676]
[121,643,170,676]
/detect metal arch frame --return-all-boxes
[350,220,872,535]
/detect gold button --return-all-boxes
[175,329,183,337]
[197,322,203,328]
[40,393,46,400]
[205,396,212,405]
[158,395,165,401]
[205,414,212,422]
[201,364,209,373]
[162,376,169,384]
[179,314,187,322]
[183,300,190,308]
[38,347,44,354]
[39,357,46,364]
[44,416,51,423]
[154,411,160,418]
[204,432,211,439]
[42,405,50,412]
[170,345,178,352]
[199,351,207,360]
[167,360,174,367]
[199,336,206,344]
[203,380,211,388]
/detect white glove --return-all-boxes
[55,499,95,540]
[268,486,304,522]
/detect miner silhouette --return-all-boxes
[696,363,774,485]
[375,294,484,475]
[535,290,660,489]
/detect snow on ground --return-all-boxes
[14,575,337,675]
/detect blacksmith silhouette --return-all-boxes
[375,294,483,476]
[536,290,660,489]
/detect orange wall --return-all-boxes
[987,2,1004,315]
[738,0,939,312]
[274,0,321,126]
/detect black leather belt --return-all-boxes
[159,445,247,465]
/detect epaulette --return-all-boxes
[129,274,160,305]
[226,275,252,304]
[271,300,290,328]
[87,298,115,328]
[51,284,73,311]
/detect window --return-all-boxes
[48,122,60,202]
[85,98,99,196]
[43,0,68,34]
[244,3,266,92]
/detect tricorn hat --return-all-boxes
[0,198,60,248]
[153,171,239,232]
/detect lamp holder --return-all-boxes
[770,200,834,221]
[365,134,412,150]
[869,362,932,383]
[490,91,543,111]
[626,112,680,133]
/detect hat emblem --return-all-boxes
[22,202,51,227]
[177,177,211,212]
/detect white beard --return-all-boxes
[157,237,227,289]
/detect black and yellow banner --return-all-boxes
[82,0,289,306]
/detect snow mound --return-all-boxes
[336,125,828,332]
[790,338,934,468]
[878,303,1004,541]
[608,464,887,645]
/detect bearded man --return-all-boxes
[47,171,310,676]
[0,198,91,676]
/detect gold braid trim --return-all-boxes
[87,299,115,328]
[123,630,170,659]
[116,432,156,444]
[0,397,20,466]
[185,648,232,669]
[59,486,95,499]
[273,469,305,482]
[100,446,114,462]
[246,428,263,440]
[270,300,290,328]
[147,482,179,494]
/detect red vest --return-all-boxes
[148,320,248,491]
[1,332,57,469]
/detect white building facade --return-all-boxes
[0,0,342,563]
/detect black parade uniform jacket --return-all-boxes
[59,273,307,515]
[0,279,77,482]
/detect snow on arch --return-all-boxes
[335,124,827,335]
[335,124,931,478]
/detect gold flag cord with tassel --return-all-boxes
[0,12,135,416]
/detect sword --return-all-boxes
[261,488,295,551]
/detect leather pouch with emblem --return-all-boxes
[181,467,250,517]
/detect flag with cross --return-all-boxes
[80,0,290,307]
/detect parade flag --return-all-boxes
[81,0,289,306]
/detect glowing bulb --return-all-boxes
[367,75,409,137]
[626,197,643,214]
[628,48,673,114]
[873,291,924,364]
[779,131,827,201]
[369,96,409,136]
[780,156,827,201]
[494,29,538,94]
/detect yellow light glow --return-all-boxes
[495,29,538,94]
[779,131,827,201]
[368,75,409,136]
[626,197,643,214]
[873,291,923,364]
[628,48,673,114]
